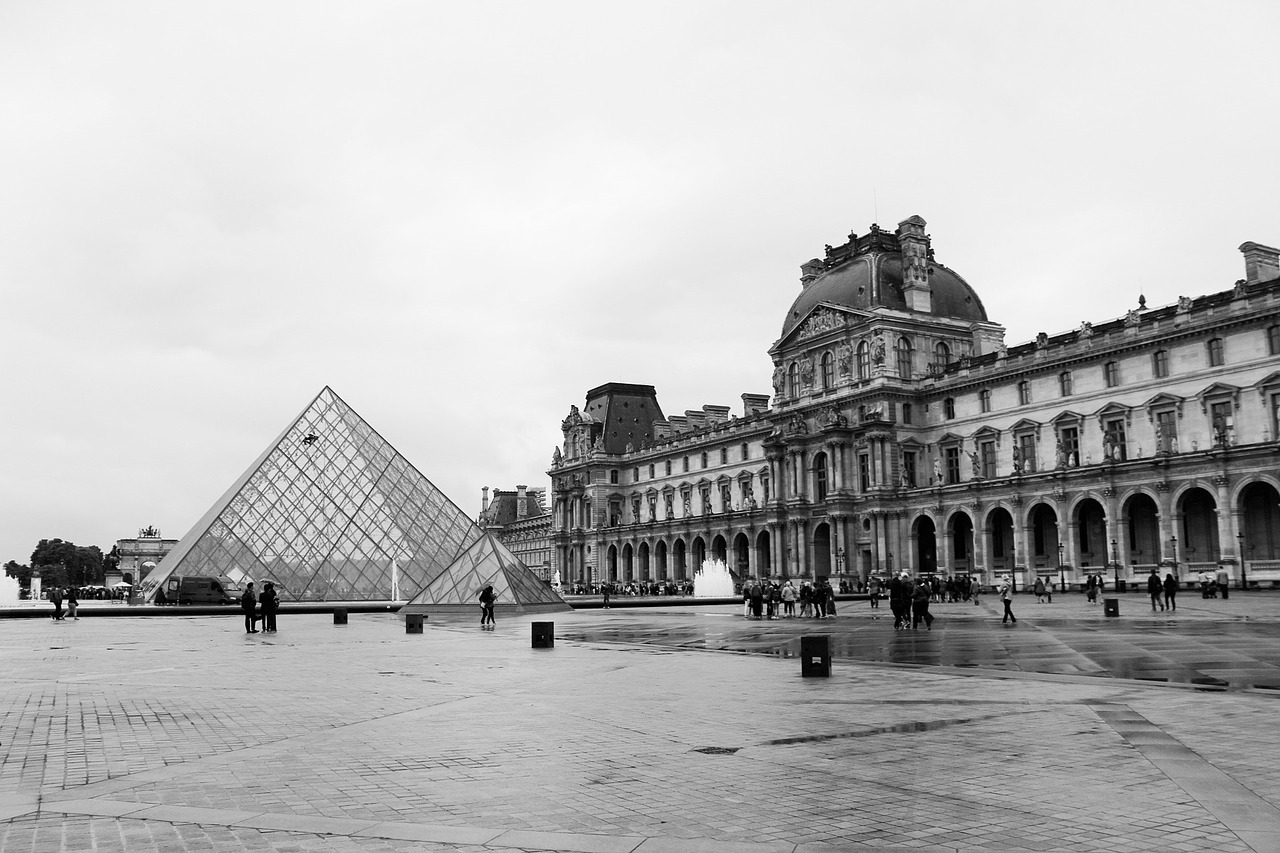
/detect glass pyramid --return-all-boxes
[402,532,569,616]
[140,387,482,602]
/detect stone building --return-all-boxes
[480,485,553,583]
[549,216,1280,591]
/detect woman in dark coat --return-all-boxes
[260,582,278,633]
[241,582,258,633]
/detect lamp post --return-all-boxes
[1111,538,1119,591]
[1010,545,1017,593]
[1057,542,1066,593]
[1238,531,1248,591]
[1170,535,1177,578]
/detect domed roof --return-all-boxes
[780,222,988,339]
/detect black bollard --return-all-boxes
[801,635,831,677]
[532,621,554,648]
[333,608,348,625]
[1104,598,1120,617]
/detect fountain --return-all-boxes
[693,559,736,598]
[0,572,20,605]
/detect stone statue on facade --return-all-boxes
[836,342,853,377]
[969,451,980,478]
[872,332,887,365]
[772,365,785,396]
[1011,444,1022,473]
[552,447,562,467]
[1055,439,1066,468]
[799,356,815,388]
[1177,295,1192,314]
[933,458,942,485]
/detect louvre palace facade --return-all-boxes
[548,216,1280,591]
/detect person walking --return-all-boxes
[1000,578,1017,624]
[912,577,934,630]
[889,572,911,630]
[241,582,258,633]
[743,582,753,618]
[868,576,881,614]
[1147,569,1165,611]
[969,576,982,606]
[824,579,837,617]
[1163,572,1178,612]
[602,584,611,609]
[260,582,278,633]
[50,586,64,621]
[1033,577,1045,603]
[67,586,79,620]
[478,584,496,627]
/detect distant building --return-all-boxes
[480,485,553,582]
[114,526,178,584]
[549,217,1280,591]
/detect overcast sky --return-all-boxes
[3,1,1278,566]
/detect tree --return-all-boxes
[4,560,31,589]
[29,539,105,587]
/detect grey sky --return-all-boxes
[3,1,1278,565]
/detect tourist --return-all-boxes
[912,576,933,630]
[1147,569,1165,611]
[889,572,911,629]
[260,582,278,633]
[999,578,1016,624]
[823,579,837,617]
[1163,573,1178,612]
[743,582,752,617]
[67,586,78,621]
[49,586,63,621]
[1033,577,1045,603]
[781,580,797,617]
[749,582,764,619]
[868,576,881,612]
[602,584,611,609]
[1216,567,1230,600]
[478,584,496,627]
[969,576,982,606]
[799,581,812,618]
[241,582,258,633]
[810,579,827,619]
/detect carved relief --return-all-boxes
[796,307,846,339]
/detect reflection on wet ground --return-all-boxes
[555,606,1280,691]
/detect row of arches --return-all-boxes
[911,482,1280,578]
[603,531,773,583]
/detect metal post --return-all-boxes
[1111,538,1119,590]
[1058,542,1065,592]
[1239,532,1248,591]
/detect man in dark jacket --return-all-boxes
[1147,569,1165,611]
[889,573,911,630]
[241,582,258,633]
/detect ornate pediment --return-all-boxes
[795,306,850,340]
[1050,409,1086,425]
[1094,402,1132,429]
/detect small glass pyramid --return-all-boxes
[141,387,482,601]
[402,533,569,615]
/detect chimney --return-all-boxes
[896,215,932,313]
[516,485,528,519]
[702,404,731,424]
[482,486,489,514]
[1240,242,1280,284]
[741,393,770,416]
[667,414,689,433]
[684,410,708,430]
[800,259,824,288]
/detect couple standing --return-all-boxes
[241,581,279,633]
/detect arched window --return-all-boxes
[820,351,835,389]
[856,342,870,379]
[896,337,913,379]
[787,362,798,397]
[934,341,951,369]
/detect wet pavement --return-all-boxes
[559,592,1280,692]
[3,594,1280,852]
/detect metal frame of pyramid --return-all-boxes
[401,532,569,617]
[140,387,494,603]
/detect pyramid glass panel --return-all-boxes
[140,387,483,602]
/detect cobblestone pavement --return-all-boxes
[2,598,1279,852]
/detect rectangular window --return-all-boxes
[1153,350,1169,379]
[945,447,960,485]
[720,448,728,464]
[1019,433,1037,473]
[1156,410,1177,453]
[902,403,913,425]
[633,467,640,481]
[859,454,870,492]
[665,460,672,476]
[1104,417,1127,461]
[682,456,689,472]
[1270,326,1280,356]
[979,389,991,413]
[1018,380,1031,406]
[648,464,655,479]
[610,469,619,484]
[1207,338,1224,367]
[1059,371,1073,397]
[944,397,956,419]
[701,452,708,468]
[1059,426,1079,466]
[721,484,733,512]
[741,443,749,461]
[1104,361,1119,388]
[980,440,996,478]
[902,451,917,488]
[1210,401,1233,446]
